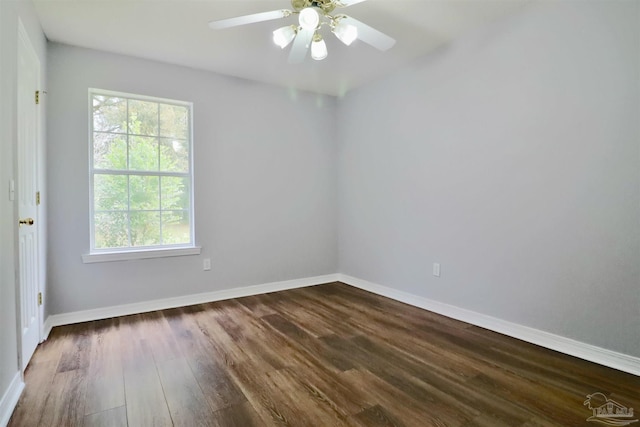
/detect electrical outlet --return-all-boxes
[433,263,441,277]
[203,258,211,271]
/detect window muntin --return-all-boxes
[89,89,194,252]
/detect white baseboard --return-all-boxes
[43,274,340,338]
[337,274,640,377]
[0,372,24,427]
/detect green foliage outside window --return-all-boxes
[91,93,192,250]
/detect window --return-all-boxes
[87,89,196,259]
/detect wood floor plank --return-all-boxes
[328,334,534,425]
[252,291,345,338]
[7,360,58,427]
[86,318,123,373]
[188,355,247,411]
[235,293,278,318]
[138,310,184,363]
[29,325,75,366]
[353,404,406,427]
[228,361,358,427]
[225,361,296,426]
[261,313,357,373]
[37,369,87,426]
[211,401,265,427]
[84,318,125,415]
[163,306,250,413]
[466,371,593,425]
[218,300,293,370]
[83,406,128,427]
[460,414,524,427]
[163,305,220,361]
[197,302,293,372]
[84,374,126,418]
[265,367,357,426]
[343,368,469,427]
[9,282,639,427]
[156,357,218,426]
[283,350,371,416]
[123,363,172,426]
[283,287,364,338]
[56,323,92,373]
[517,417,561,427]
[118,314,155,371]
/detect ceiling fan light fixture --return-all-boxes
[311,33,328,60]
[208,0,397,63]
[333,20,358,45]
[273,25,297,48]
[299,7,320,30]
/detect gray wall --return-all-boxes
[46,43,338,315]
[337,0,640,357]
[0,0,47,417]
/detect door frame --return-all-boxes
[15,18,44,371]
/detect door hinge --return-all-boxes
[36,191,40,205]
[38,292,42,306]
[35,90,40,105]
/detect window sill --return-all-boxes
[82,246,201,264]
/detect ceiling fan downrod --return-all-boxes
[291,0,337,14]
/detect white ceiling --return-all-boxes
[32,0,531,96]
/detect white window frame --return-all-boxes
[83,88,200,263]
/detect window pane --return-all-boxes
[129,136,159,171]
[160,138,189,173]
[162,211,190,244]
[160,104,188,139]
[91,91,193,252]
[94,174,128,211]
[94,132,127,170]
[129,100,159,136]
[161,177,189,211]
[130,212,160,246]
[130,175,159,210]
[93,96,126,133]
[95,212,129,248]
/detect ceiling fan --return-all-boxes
[208,0,396,63]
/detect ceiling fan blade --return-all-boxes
[335,0,368,7]
[209,10,290,30]
[340,16,396,51]
[288,28,314,63]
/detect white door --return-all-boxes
[17,21,41,371]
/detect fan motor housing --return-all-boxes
[291,0,336,14]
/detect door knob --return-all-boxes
[19,218,34,227]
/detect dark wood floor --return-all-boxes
[8,282,639,426]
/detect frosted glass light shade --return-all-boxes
[299,8,320,30]
[333,21,358,46]
[273,25,296,49]
[311,36,327,60]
